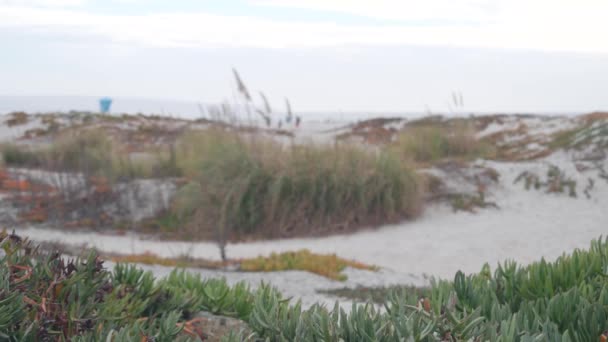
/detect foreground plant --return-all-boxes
[0,231,204,341]
[240,238,608,341]
[3,230,608,341]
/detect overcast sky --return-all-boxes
[1,0,607,113]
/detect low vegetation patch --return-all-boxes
[239,249,378,281]
[111,249,376,281]
[515,164,578,198]
[110,252,224,270]
[1,130,176,180]
[449,192,499,213]
[5,112,29,127]
[550,127,587,150]
[551,118,608,151]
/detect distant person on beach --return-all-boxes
[295,116,301,128]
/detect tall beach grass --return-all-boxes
[175,128,423,240]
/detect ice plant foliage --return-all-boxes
[1,229,608,340]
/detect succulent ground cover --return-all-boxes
[2,229,608,341]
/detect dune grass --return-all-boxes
[175,128,423,240]
[392,122,493,164]
[1,129,178,180]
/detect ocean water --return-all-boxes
[0,96,584,123]
[0,96,426,123]
[0,96,205,119]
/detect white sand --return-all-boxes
[0,116,45,143]
[4,113,607,306]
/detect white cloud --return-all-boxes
[252,0,608,25]
[0,0,84,7]
[0,1,607,53]
[251,0,497,22]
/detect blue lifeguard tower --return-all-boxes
[99,97,112,114]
